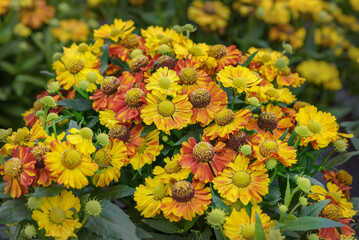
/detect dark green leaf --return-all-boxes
[32,183,65,197]
[280,216,344,232]
[323,151,359,169]
[350,197,359,215]
[279,128,289,141]
[174,128,203,146]
[57,98,92,111]
[140,124,156,137]
[142,219,181,234]
[91,185,135,201]
[0,199,32,224]
[68,120,80,130]
[210,184,230,213]
[287,131,297,146]
[298,199,330,217]
[100,44,109,75]
[136,227,153,239]
[40,70,56,77]
[254,212,266,240]
[214,228,227,240]
[0,182,10,199]
[241,51,258,67]
[85,200,139,240]
[110,58,131,72]
[87,116,99,128]
[183,216,199,232]
[284,175,291,206]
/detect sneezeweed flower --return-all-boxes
[99,109,121,128]
[255,85,296,104]
[45,141,98,189]
[0,147,36,198]
[308,182,357,218]
[296,105,338,149]
[203,108,251,140]
[223,205,274,239]
[52,19,90,43]
[174,40,209,63]
[188,1,231,32]
[146,67,180,96]
[94,18,135,42]
[213,155,269,205]
[31,145,53,187]
[32,190,82,240]
[141,92,193,134]
[323,170,352,199]
[92,139,128,187]
[226,130,250,152]
[19,0,55,29]
[90,76,122,111]
[161,180,212,222]
[134,177,170,218]
[130,129,163,170]
[217,65,261,94]
[67,127,96,155]
[179,137,235,182]
[189,82,228,127]
[108,124,142,157]
[153,154,191,182]
[247,104,293,140]
[204,44,242,75]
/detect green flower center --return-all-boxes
[158,77,172,89]
[4,158,22,178]
[241,224,255,240]
[164,160,181,173]
[179,68,198,85]
[232,171,251,188]
[259,139,279,157]
[80,127,93,139]
[49,207,66,224]
[233,77,247,89]
[61,149,82,170]
[157,101,175,117]
[153,185,167,200]
[265,88,280,98]
[189,45,203,57]
[110,28,121,37]
[308,120,322,134]
[14,129,30,143]
[94,149,111,167]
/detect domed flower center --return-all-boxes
[130,55,149,72]
[179,68,198,85]
[308,120,322,134]
[321,204,342,222]
[108,125,130,142]
[67,58,85,74]
[153,185,167,200]
[155,56,176,70]
[265,88,280,98]
[328,191,341,202]
[190,89,211,108]
[78,43,88,52]
[157,100,175,117]
[15,129,30,143]
[294,101,310,111]
[159,37,173,45]
[193,142,214,162]
[158,77,172,89]
[157,33,165,39]
[258,111,278,131]
[259,139,279,157]
[94,149,112,167]
[233,171,251,188]
[125,88,145,108]
[164,160,181,173]
[261,54,272,63]
[172,180,195,202]
[203,2,216,14]
[241,224,255,240]
[336,170,353,186]
[189,45,203,57]
[208,44,226,59]
[33,100,44,111]
[227,131,249,151]
[215,109,235,126]
[61,149,82,169]
[101,76,120,96]
[4,158,22,178]
[110,28,121,37]
[121,33,140,49]
[31,146,50,169]
[233,77,247,89]
[49,207,66,224]
[80,127,93,139]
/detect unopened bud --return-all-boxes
[240,144,252,156]
[279,204,288,214]
[282,42,293,54]
[295,126,310,137]
[247,97,260,107]
[52,52,63,62]
[296,176,311,192]
[299,196,308,206]
[274,57,288,71]
[40,96,57,108]
[96,133,109,146]
[47,81,60,93]
[47,113,60,121]
[78,80,89,91]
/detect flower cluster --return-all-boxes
[0,18,357,240]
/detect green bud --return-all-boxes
[172,25,183,33]
[40,96,57,108]
[295,126,311,137]
[85,199,102,216]
[47,113,60,121]
[78,80,89,91]
[58,2,70,13]
[182,24,197,33]
[24,225,37,239]
[247,97,260,107]
[296,176,311,192]
[52,52,63,62]
[35,110,45,117]
[27,196,42,210]
[334,139,347,152]
[240,144,252,156]
[49,18,60,27]
[307,233,319,240]
[265,158,278,170]
[157,44,171,54]
[282,42,293,54]
[47,82,60,93]
[86,71,98,83]
[130,49,143,59]
[279,204,288,214]
[274,57,288,71]
[96,133,109,146]
[299,196,308,206]
[88,19,99,29]
[255,7,265,19]
[206,208,226,229]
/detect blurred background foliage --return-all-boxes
[0,0,359,144]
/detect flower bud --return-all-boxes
[88,18,99,29]
[24,225,37,239]
[274,57,288,71]
[267,227,283,240]
[86,71,98,83]
[182,24,197,33]
[247,97,260,107]
[96,133,109,147]
[78,43,89,52]
[279,204,288,214]
[49,18,60,27]
[333,139,347,152]
[240,144,252,156]
[296,176,311,192]
[52,52,63,62]
[130,49,143,59]
[295,126,311,137]
[58,2,70,13]
[162,135,169,142]
[206,208,226,229]
[172,25,183,33]
[299,196,308,206]
[0,128,12,141]
[27,196,42,210]
[47,113,60,121]
[47,81,60,94]
[282,42,293,54]
[85,199,102,216]
[35,110,44,117]
[78,80,89,91]
[265,158,277,170]
[307,233,319,240]
[40,96,57,108]
[157,44,171,54]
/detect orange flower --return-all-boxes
[161,180,211,222]
[0,147,36,198]
[52,19,90,43]
[90,76,122,111]
[179,137,235,182]
[31,145,53,187]
[322,170,352,199]
[19,0,55,29]
[109,34,146,62]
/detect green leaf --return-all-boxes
[87,116,99,128]
[210,184,230,213]
[284,175,291,206]
[91,185,135,201]
[110,57,131,72]
[298,199,331,217]
[0,182,10,199]
[323,151,359,169]
[214,228,227,240]
[280,216,344,232]
[85,200,139,240]
[350,197,359,215]
[136,227,153,239]
[0,199,32,224]
[279,128,289,141]
[240,51,258,67]
[140,124,156,137]
[32,183,65,198]
[287,131,297,146]
[254,212,266,240]
[15,74,46,87]
[40,70,56,77]
[183,216,199,232]
[99,44,109,75]
[57,98,92,111]
[142,219,181,234]
[174,127,203,146]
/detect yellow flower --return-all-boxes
[32,190,82,240]
[99,109,121,128]
[261,0,290,25]
[350,0,359,12]
[45,141,98,189]
[94,18,135,42]
[52,19,90,43]
[296,105,338,149]
[153,154,191,183]
[67,127,96,155]
[314,26,344,49]
[174,39,209,63]
[146,67,181,96]
[188,1,231,32]
[223,205,274,240]
[0,0,11,15]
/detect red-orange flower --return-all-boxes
[19,0,55,29]
[179,137,235,182]
[109,34,146,62]
[0,147,36,198]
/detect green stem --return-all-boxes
[42,106,49,131]
[51,121,57,140]
[230,91,238,110]
[56,90,65,100]
[288,202,301,216]
[312,148,335,175]
[293,136,301,149]
[219,225,227,240]
[74,86,89,100]
[269,168,278,184]
[81,213,89,226]
[285,186,300,207]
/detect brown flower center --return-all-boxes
[193,141,214,162]
[172,180,195,202]
[67,58,85,74]
[94,149,112,168]
[31,146,50,169]
[130,55,149,72]
[227,130,249,151]
[124,88,145,108]
[4,158,23,178]
[179,68,198,85]
[258,111,278,131]
[108,125,130,142]
[190,89,211,108]
[121,33,140,49]
[164,160,181,173]
[208,44,226,59]
[336,170,353,186]
[101,76,120,96]
[215,109,235,126]
[321,204,342,222]
[155,56,176,70]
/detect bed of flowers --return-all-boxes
[0,18,358,240]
